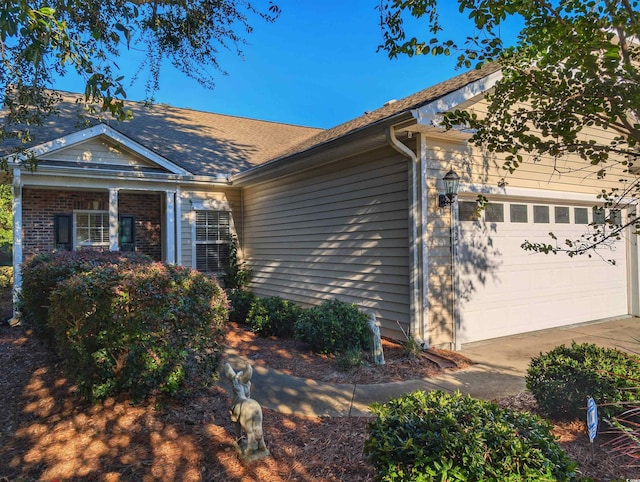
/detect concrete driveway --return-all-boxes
[460,316,639,373]
[444,316,640,400]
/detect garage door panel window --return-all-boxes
[510,204,528,223]
[610,209,622,226]
[575,207,589,224]
[533,205,550,223]
[458,201,477,221]
[485,203,504,223]
[593,207,606,225]
[555,206,570,224]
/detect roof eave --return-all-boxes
[410,68,502,127]
[233,68,502,186]
[232,111,415,187]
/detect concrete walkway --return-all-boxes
[223,317,639,418]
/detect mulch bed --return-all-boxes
[224,321,472,384]
[0,318,637,481]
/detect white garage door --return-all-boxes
[456,199,629,344]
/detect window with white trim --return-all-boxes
[195,210,231,273]
[74,211,109,247]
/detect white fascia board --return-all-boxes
[13,123,191,176]
[19,166,234,192]
[411,69,503,128]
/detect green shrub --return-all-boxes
[336,346,365,372]
[364,390,578,482]
[397,323,423,359]
[47,262,227,401]
[526,342,640,421]
[19,250,151,343]
[295,298,370,354]
[246,295,301,338]
[0,266,13,289]
[220,234,251,290]
[227,288,257,323]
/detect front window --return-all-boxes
[74,211,109,247]
[195,210,231,273]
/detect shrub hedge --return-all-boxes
[227,288,258,323]
[364,390,579,481]
[48,262,228,401]
[246,295,301,338]
[295,298,370,354]
[526,342,640,421]
[19,250,151,343]
[0,266,13,290]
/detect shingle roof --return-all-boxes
[277,62,501,159]
[1,63,499,177]
[0,93,323,176]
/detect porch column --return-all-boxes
[165,191,176,264]
[12,168,23,319]
[175,188,182,265]
[109,188,119,252]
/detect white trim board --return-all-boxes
[10,123,191,176]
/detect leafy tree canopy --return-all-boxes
[379,0,640,258]
[0,0,280,164]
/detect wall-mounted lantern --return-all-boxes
[438,169,460,208]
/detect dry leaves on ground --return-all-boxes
[224,322,472,384]
[0,320,637,481]
[0,323,373,482]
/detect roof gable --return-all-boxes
[43,137,161,169]
[21,123,190,175]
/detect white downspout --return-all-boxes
[626,204,639,316]
[386,125,428,347]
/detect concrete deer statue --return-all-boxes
[223,361,268,458]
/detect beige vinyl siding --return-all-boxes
[42,138,159,169]
[459,98,631,193]
[423,138,458,348]
[243,148,411,339]
[179,188,243,270]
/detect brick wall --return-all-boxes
[119,192,162,261]
[22,189,162,261]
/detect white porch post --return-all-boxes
[12,168,23,320]
[165,191,176,264]
[108,188,119,252]
[175,188,182,265]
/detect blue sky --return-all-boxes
[55,1,519,129]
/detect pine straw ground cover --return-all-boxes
[0,318,637,481]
